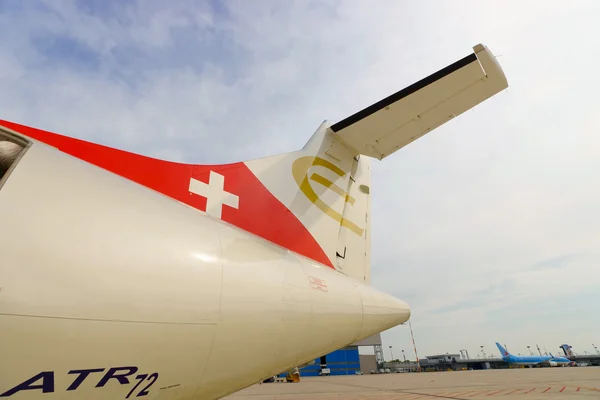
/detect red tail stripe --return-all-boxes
[1,120,334,268]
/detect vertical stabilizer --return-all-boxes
[246,43,508,282]
[496,342,510,359]
[245,121,373,283]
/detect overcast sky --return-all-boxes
[2,0,600,359]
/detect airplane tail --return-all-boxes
[243,43,507,282]
[496,342,510,358]
[560,344,574,357]
[0,43,507,284]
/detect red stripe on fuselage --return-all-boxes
[1,120,334,269]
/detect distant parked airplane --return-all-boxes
[547,353,573,367]
[495,343,573,367]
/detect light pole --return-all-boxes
[480,345,485,359]
[402,349,406,362]
[527,346,532,356]
[389,346,394,361]
[593,344,599,355]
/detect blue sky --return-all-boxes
[2,0,600,359]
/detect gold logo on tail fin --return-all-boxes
[292,156,364,236]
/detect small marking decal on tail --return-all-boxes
[308,276,328,292]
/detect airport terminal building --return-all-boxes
[299,347,362,376]
[295,334,383,376]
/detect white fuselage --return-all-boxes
[0,141,410,399]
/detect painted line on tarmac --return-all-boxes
[445,391,470,397]
[466,386,593,396]
[577,385,600,393]
[467,390,491,397]
[452,391,481,398]
[402,393,462,400]
[442,392,477,398]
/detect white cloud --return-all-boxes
[2,0,600,358]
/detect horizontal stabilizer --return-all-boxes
[330,44,508,160]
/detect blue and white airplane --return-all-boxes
[547,353,574,367]
[495,343,573,367]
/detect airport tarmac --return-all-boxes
[224,367,600,399]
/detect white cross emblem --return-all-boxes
[189,171,239,219]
